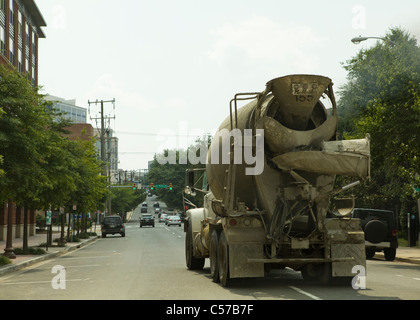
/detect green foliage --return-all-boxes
[0,65,108,216]
[13,247,46,255]
[0,255,11,266]
[36,214,46,230]
[148,136,211,209]
[338,27,420,213]
[110,186,146,216]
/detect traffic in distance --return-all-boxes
[138,199,183,229]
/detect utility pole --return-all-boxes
[88,99,116,216]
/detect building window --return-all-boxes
[25,22,29,45]
[18,47,22,71]
[0,25,5,56]
[9,0,13,26]
[32,34,35,54]
[18,10,22,36]
[9,36,14,64]
[1,0,5,13]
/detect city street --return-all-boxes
[0,197,419,301]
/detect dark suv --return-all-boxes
[140,214,155,228]
[351,208,398,261]
[102,215,125,238]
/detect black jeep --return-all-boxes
[351,208,398,261]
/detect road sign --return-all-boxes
[46,210,52,226]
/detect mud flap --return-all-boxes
[331,243,366,277]
[229,243,265,279]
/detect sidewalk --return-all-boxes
[0,211,135,277]
[0,224,102,277]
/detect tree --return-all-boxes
[0,65,109,249]
[148,135,211,210]
[109,186,146,218]
[338,27,420,219]
[64,137,108,232]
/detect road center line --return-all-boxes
[289,286,323,300]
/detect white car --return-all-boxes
[159,213,168,223]
[166,215,181,227]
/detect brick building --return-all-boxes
[0,0,45,243]
[0,0,46,86]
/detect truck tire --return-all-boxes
[210,230,220,283]
[301,263,331,284]
[185,224,205,270]
[218,231,230,287]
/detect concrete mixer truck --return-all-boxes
[184,74,370,286]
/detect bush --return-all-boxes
[13,247,46,255]
[0,255,11,266]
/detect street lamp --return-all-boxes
[351,35,396,46]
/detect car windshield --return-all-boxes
[142,215,153,219]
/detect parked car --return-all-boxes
[140,214,155,228]
[351,208,398,261]
[159,213,168,223]
[101,215,125,238]
[166,215,182,227]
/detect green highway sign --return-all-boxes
[156,185,168,189]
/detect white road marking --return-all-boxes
[0,279,85,286]
[289,286,323,300]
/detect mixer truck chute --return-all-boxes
[184,74,370,287]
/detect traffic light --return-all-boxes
[150,183,154,190]
[169,183,173,190]
[132,183,137,190]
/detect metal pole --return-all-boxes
[4,199,16,259]
[101,100,106,176]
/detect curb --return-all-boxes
[0,236,99,277]
[374,252,420,266]
[394,257,420,265]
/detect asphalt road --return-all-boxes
[1,196,419,302]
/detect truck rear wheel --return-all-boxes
[185,224,205,270]
[218,231,230,287]
[301,263,331,284]
[210,230,220,283]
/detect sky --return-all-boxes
[35,0,420,170]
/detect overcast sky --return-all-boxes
[36,0,420,170]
